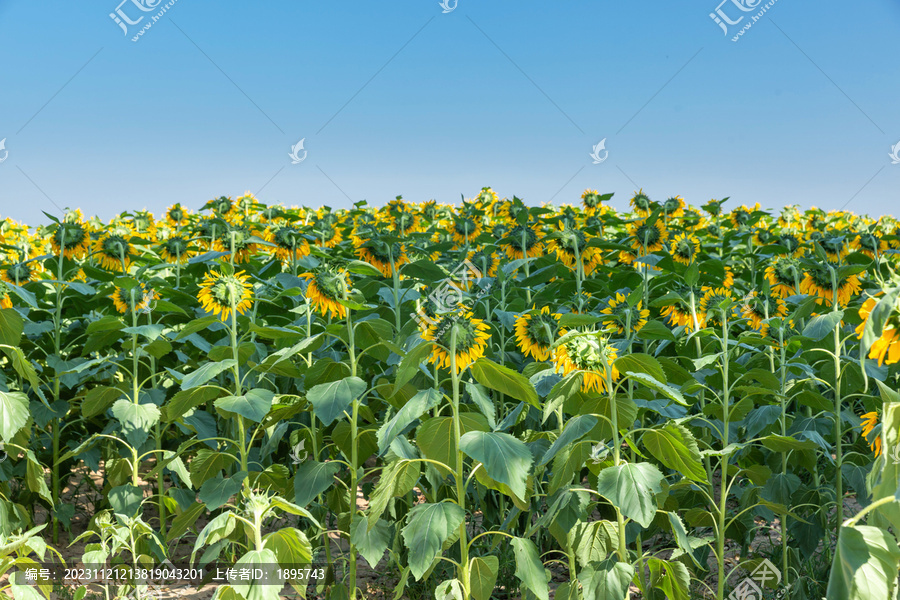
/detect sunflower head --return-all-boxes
[51,222,91,259]
[582,190,604,211]
[504,224,543,259]
[515,306,561,361]
[1,261,39,285]
[0,282,13,309]
[671,233,700,265]
[860,412,882,457]
[554,331,620,394]
[600,292,649,335]
[628,219,667,254]
[159,235,193,264]
[698,287,734,328]
[94,233,134,271]
[662,196,685,218]
[423,310,491,372]
[304,270,350,318]
[702,199,726,217]
[166,203,191,227]
[111,282,155,315]
[800,264,861,307]
[198,269,254,321]
[630,191,654,217]
[741,291,787,336]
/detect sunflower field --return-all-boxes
[0,190,899,600]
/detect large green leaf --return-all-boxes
[392,341,434,395]
[229,548,283,600]
[198,472,247,511]
[625,372,687,407]
[0,390,30,443]
[82,386,124,418]
[469,556,499,600]
[293,460,342,506]
[614,353,666,384]
[595,462,665,528]
[368,459,420,528]
[110,399,160,448]
[579,558,635,600]
[460,431,533,500]
[417,414,490,476]
[401,501,466,580]
[511,537,549,600]
[167,386,222,420]
[307,376,366,426]
[0,309,24,346]
[642,423,706,482]
[263,527,313,569]
[190,449,238,488]
[181,359,237,390]
[471,358,540,409]
[350,515,392,568]
[377,388,442,455]
[214,388,274,423]
[826,525,900,600]
[538,415,597,467]
[803,311,844,341]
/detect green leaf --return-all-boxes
[417,414,490,476]
[542,372,582,424]
[636,320,676,342]
[175,315,219,340]
[402,501,466,580]
[25,451,53,504]
[595,462,664,528]
[110,399,160,448]
[0,390,30,443]
[307,377,366,426]
[181,360,237,390]
[293,460,342,506]
[580,558,635,600]
[167,386,222,420]
[263,527,313,569]
[82,386,123,418]
[368,459,420,527]
[199,472,247,511]
[108,484,143,517]
[642,424,706,482]
[190,449,238,488]
[214,388,274,423]
[435,580,466,600]
[121,324,165,341]
[759,434,817,453]
[614,353,666,384]
[538,415,597,467]
[511,537,549,600]
[469,556,499,600]
[377,389,442,455]
[392,341,434,395]
[351,515,392,568]
[558,314,601,327]
[230,548,284,600]
[346,259,385,278]
[471,358,539,409]
[826,525,900,600]
[460,431,533,500]
[0,345,47,405]
[802,311,844,341]
[0,308,24,346]
[625,372,687,407]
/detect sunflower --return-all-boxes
[451,216,482,246]
[698,287,734,328]
[582,190,605,215]
[568,290,594,314]
[266,226,311,264]
[93,232,135,272]
[475,187,500,211]
[754,227,775,246]
[550,228,599,272]
[111,283,155,315]
[617,250,637,266]
[504,224,544,260]
[661,301,694,330]
[422,310,491,373]
[629,191,654,217]
[741,291,787,336]
[497,200,529,226]
[1,261,40,285]
[166,203,192,227]
[819,232,849,262]
[670,233,700,265]
[158,235,194,264]
[856,297,900,366]
[515,306,561,361]
[468,249,500,278]
[852,232,888,259]
[553,331,620,394]
[207,196,238,221]
[312,222,343,248]
[729,204,759,228]
[661,196,685,219]
[357,240,408,277]
[303,271,350,318]
[765,256,801,298]
[628,219,667,255]
[0,285,12,309]
[723,267,735,289]
[213,224,263,264]
[197,270,254,321]
[50,221,91,259]
[129,211,157,240]
[777,230,805,258]
[860,412,882,457]
[800,265,861,307]
[600,293,649,335]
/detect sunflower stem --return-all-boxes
[449,326,470,598]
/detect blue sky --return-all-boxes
[1,0,898,224]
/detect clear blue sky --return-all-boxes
[1,0,898,224]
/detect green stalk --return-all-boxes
[345,290,359,600]
[829,267,844,529]
[449,326,470,598]
[51,228,67,544]
[716,314,731,600]
[602,344,628,566]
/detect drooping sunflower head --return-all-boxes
[698,287,734,329]
[491,223,509,240]
[267,226,311,263]
[600,292,649,335]
[860,412,882,457]
[51,221,91,259]
[111,282,155,315]
[702,199,726,217]
[777,231,804,257]
[515,306,561,361]
[754,227,775,246]
[1,261,40,285]
[819,232,849,262]
[198,269,254,321]
[551,227,591,268]
[312,221,343,248]
[553,331,620,394]
[357,240,407,277]
[852,232,887,259]
[661,196,685,218]
[0,282,13,309]
[475,187,500,210]
[504,224,543,260]
[422,310,491,373]
[740,291,787,336]
[628,219,667,254]
[94,232,134,272]
[765,256,801,297]
[671,232,700,265]
[729,204,757,228]
[467,249,500,278]
[856,296,900,366]
[303,270,350,318]
[260,205,286,224]
[800,264,861,307]
[452,215,482,246]
[213,224,262,264]
[629,191,654,217]
[208,196,235,217]
[129,211,157,239]
[166,203,191,227]
[582,189,604,213]
[158,235,194,264]
[661,300,694,330]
